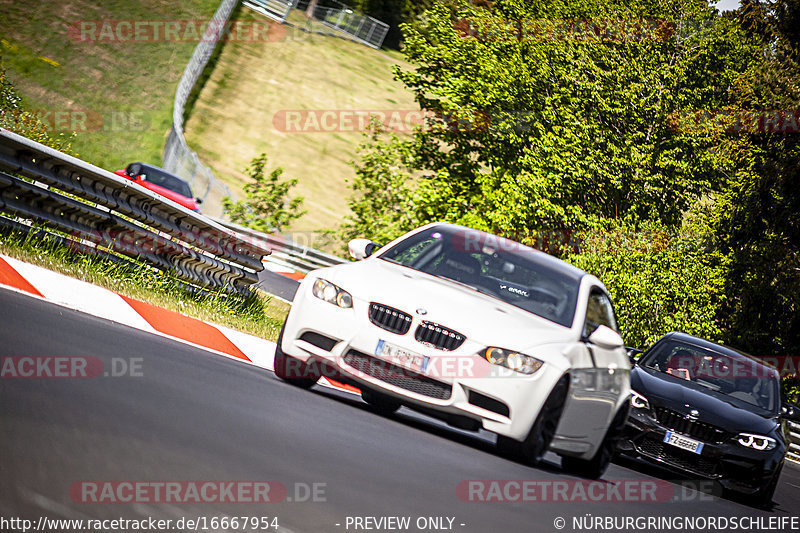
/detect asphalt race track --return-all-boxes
[1,288,799,533]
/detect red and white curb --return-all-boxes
[262,259,306,281]
[0,254,353,393]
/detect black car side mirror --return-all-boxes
[626,347,643,365]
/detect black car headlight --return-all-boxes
[311,278,353,308]
[630,390,650,410]
[736,433,777,451]
[480,347,543,375]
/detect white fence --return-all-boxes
[162,0,236,217]
[296,0,389,49]
[244,0,298,22]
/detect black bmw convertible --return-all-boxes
[619,332,796,507]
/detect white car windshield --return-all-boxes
[379,225,583,327]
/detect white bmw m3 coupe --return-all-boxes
[276,223,631,477]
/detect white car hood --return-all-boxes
[320,259,575,353]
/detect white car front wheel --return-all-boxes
[497,375,569,466]
[274,324,321,389]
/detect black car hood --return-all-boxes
[631,366,779,435]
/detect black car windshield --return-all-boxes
[137,166,193,198]
[379,225,583,327]
[640,340,780,413]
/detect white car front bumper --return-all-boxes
[281,280,571,442]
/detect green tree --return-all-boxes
[345,0,760,242]
[341,0,800,359]
[706,0,800,356]
[340,122,418,244]
[567,220,728,348]
[222,154,306,233]
[350,0,433,49]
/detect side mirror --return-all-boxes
[626,347,643,365]
[586,325,625,350]
[348,238,380,260]
[195,197,203,204]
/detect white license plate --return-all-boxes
[375,340,429,374]
[663,431,704,454]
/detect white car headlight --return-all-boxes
[630,390,650,410]
[311,278,353,309]
[736,433,777,451]
[481,347,543,375]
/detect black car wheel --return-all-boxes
[273,323,320,389]
[561,403,629,479]
[752,462,783,509]
[498,375,569,466]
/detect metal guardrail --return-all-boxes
[789,421,800,462]
[0,128,271,293]
[214,218,346,274]
[162,0,236,216]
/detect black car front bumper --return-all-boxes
[620,409,785,495]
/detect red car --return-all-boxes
[114,162,202,212]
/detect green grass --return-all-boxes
[0,0,221,170]
[183,7,417,236]
[0,229,289,340]
[1,1,417,240]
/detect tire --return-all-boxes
[361,388,401,415]
[752,462,783,509]
[497,375,569,466]
[273,323,320,389]
[561,403,629,479]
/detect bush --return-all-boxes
[566,222,727,349]
[222,154,306,233]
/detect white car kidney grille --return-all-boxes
[414,321,466,351]
[368,303,413,335]
[343,350,452,400]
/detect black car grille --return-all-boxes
[368,303,412,335]
[654,407,731,444]
[414,321,466,351]
[342,350,452,400]
[637,438,719,478]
